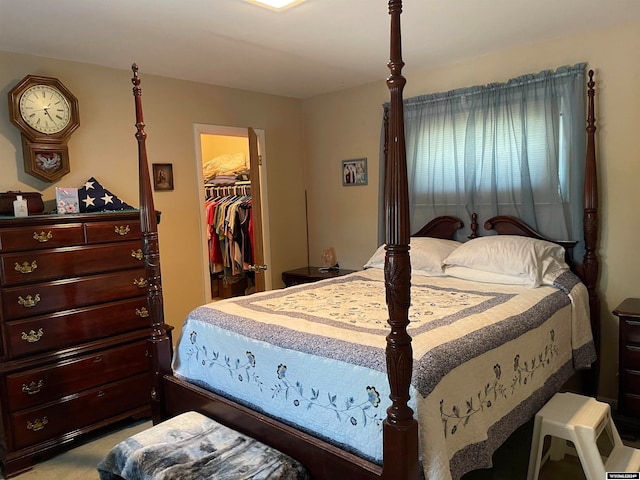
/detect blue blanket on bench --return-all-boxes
[97,411,310,480]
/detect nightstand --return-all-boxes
[613,298,640,438]
[281,266,358,287]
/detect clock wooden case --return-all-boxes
[8,75,80,183]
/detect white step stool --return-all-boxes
[527,392,640,480]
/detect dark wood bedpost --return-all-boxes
[382,2,420,479]
[131,64,172,423]
[582,69,600,396]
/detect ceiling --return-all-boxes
[1,0,640,99]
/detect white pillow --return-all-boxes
[364,237,462,276]
[444,265,533,286]
[442,235,568,287]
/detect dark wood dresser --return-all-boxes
[613,297,640,438]
[0,211,152,477]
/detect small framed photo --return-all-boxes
[342,158,367,186]
[152,163,174,191]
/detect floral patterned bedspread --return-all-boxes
[172,268,595,480]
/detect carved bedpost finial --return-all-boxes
[468,213,479,239]
[131,64,142,100]
[131,64,146,142]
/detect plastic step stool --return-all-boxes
[527,392,640,480]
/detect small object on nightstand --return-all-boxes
[318,263,340,273]
[613,298,640,439]
[282,266,357,287]
[320,246,337,269]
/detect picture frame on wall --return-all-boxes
[152,163,174,191]
[342,158,367,186]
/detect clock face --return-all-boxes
[19,84,72,135]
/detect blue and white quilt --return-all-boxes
[172,268,595,480]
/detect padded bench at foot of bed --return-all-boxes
[97,411,310,480]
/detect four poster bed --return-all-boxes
[131,2,600,479]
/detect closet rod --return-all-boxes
[205,184,251,198]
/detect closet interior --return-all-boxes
[201,134,255,299]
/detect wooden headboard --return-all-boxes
[412,215,464,239]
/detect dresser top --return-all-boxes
[0,210,140,227]
[613,298,640,318]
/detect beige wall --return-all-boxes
[200,134,249,164]
[301,20,640,401]
[0,51,309,335]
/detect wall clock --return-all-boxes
[8,75,80,182]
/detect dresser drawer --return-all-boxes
[622,369,640,395]
[622,318,640,346]
[2,268,148,320]
[6,340,149,410]
[622,392,640,418]
[622,344,640,369]
[4,297,150,358]
[0,224,85,252]
[10,373,149,450]
[1,241,144,286]
[85,220,141,244]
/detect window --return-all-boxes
[382,64,587,256]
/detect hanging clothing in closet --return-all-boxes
[205,184,253,282]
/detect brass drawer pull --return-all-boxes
[134,277,148,288]
[21,328,44,343]
[135,307,149,318]
[18,294,41,308]
[22,380,44,395]
[93,356,103,364]
[33,231,53,243]
[15,260,38,274]
[131,249,143,260]
[114,225,131,236]
[27,417,48,432]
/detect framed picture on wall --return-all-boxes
[153,163,174,191]
[342,158,367,186]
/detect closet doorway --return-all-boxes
[194,124,271,302]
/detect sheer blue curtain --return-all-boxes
[381,63,587,257]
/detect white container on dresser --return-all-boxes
[0,211,154,478]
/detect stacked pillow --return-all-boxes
[364,235,569,287]
[442,235,568,287]
[364,237,461,277]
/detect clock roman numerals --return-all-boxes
[18,84,71,134]
[9,74,79,182]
